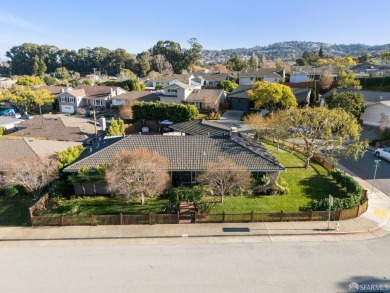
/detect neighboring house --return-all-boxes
[348,63,390,78]
[34,85,69,95]
[144,74,194,89]
[321,88,390,127]
[290,66,340,83]
[159,82,201,104]
[238,68,285,85]
[64,131,285,195]
[12,114,92,142]
[111,91,160,107]
[0,116,24,130]
[0,137,81,171]
[169,119,230,136]
[228,85,310,111]
[0,77,17,89]
[192,73,231,87]
[57,85,127,113]
[185,89,227,111]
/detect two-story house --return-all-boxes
[290,66,340,83]
[57,85,127,113]
[238,68,285,85]
[159,82,201,104]
[144,74,194,89]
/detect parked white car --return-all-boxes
[375,148,390,161]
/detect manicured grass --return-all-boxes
[0,197,32,226]
[209,141,345,213]
[46,196,169,216]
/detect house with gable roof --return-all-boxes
[238,68,285,85]
[57,85,127,113]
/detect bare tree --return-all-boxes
[2,156,58,199]
[197,157,251,204]
[105,149,170,205]
[153,54,174,75]
[379,113,389,134]
[319,69,334,91]
[119,101,133,119]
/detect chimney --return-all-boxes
[230,127,238,139]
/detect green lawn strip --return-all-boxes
[46,196,168,216]
[209,141,345,214]
[0,197,32,226]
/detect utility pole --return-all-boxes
[371,159,381,193]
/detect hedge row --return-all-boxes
[302,168,362,211]
[132,102,199,123]
[358,76,390,88]
[329,168,362,194]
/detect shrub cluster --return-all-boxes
[303,168,363,211]
[132,102,199,123]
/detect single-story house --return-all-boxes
[238,68,285,85]
[228,85,311,111]
[169,119,230,136]
[64,132,285,195]
[57,85,127,113]
[185,89,227,111]
[12,114,92,142]
[192,73,231,87]
[0,116,24,130]
[321,88,390,128]
[348,63,390,78]
[290,66,340,83]
[111,91,160,107]
[0,137,81,172]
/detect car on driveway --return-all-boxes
[375,148,390,161]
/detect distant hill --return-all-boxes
[202,41,390,63]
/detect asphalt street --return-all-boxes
[0,235,389,293]
[339,149,390,196]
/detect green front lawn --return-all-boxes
[45,196,168,216]
[0,197,32,226]
[209,141,345,213]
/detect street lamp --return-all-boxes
[371,159,381,193]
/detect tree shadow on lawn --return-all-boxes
[298,175,349,201]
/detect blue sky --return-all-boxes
[1,0,390,58]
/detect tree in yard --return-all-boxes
[227,56,247,71]
[55,67,71,80]
[244,113,287,151]
[249,52,259,68]
[153,54,174,75]
[57,145,85,170]
[15,75,45,86]
[338,66,362,90]
[217,80,238,92]
[247,81,297,113]
[107,119,125,136]
[379,113,389,134]
[318,69,334,92]
[326,91,366,118]
[274,107,368,168]
[0,85,54,114]
[318,45,324,58]
[119,101,133,119]
[2,156,58,199]
[211,63,229,73]
[197,157,251,204]
[105,149,170,205]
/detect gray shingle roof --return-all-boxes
[169,119,230,136]
[239,68,284,78]
[186,89,225,103]
[64,135,284,172]
[12,115,89,142]
[113,91,159,102]
[322,88,390,104]
[0,138,38,171]
[291,66,340,75]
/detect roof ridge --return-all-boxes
[22,138,40,158]
[232,136,284,170]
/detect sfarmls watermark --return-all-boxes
[349,281,390,292]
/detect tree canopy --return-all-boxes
[272,107,367,168]
[217,80,238,92]
[326,91,366,118]
[247,81,297,112]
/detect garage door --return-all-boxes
[60,105,75,113]
[230,98,250,111]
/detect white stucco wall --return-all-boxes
[360,102,390,127]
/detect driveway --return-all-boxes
[211,110,252,133]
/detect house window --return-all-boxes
[250,77,254,81]
[60,97,66,102]
[93,100,103,106]
[69,97,75,103]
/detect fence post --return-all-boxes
[60,215,64,226]
[29,208,34,226]
[280,210,283,222]
[177,211,180,224]
[91,214,94,225]
[222,212,225,223]
[194,212,197,223]
[309,210,313,221]
[149,213,152,225]
[356,205,361,217]
[119,213,123,225]
[251,211,254,222]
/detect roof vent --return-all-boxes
[230,127,238,139]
